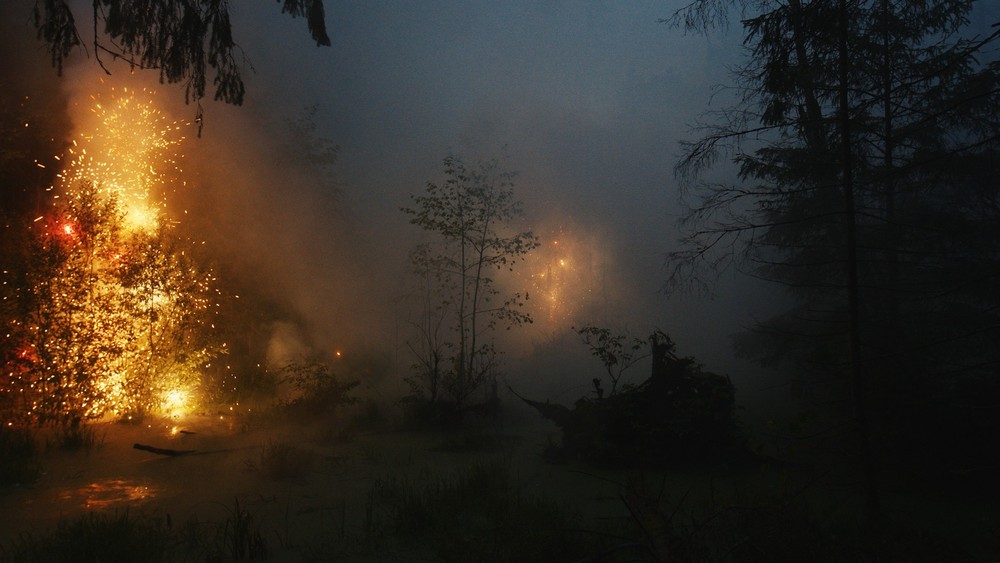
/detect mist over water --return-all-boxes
[207,2,763,384]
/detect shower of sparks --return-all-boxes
[1,85,219,424]
[56,86,187,232]
[523,225,606,328]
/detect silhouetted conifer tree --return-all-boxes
[666,0,1000,527]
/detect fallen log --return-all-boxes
[507,385,573,428]
[133,443,197,457]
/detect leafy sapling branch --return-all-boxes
[401,154,539,415]
[574,325,649,398]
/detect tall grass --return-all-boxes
[0,500,271,563]
[362,459,626,562]
[0,510,171,563]
[245,439,314,480]
[50,420,103,451]
[215,498,268,561]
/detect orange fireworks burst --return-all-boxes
[56,85,187,232]
[524,225,604,327]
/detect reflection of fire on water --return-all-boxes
[58,479,157,510]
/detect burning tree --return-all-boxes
[402,155,538,417]
[1,87,223,426]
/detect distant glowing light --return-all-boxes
[521,224,606,328]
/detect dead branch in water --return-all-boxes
[133,443,197,457]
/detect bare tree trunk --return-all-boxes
[468,214,491,402]
[837,0,881,529]
[789,0,827,153]
[456,195,468,399]
[879,0,901,381]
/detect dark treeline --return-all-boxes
[667,0,1000,528]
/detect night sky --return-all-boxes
[215,1,758,373]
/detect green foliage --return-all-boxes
[402,154,538,416]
